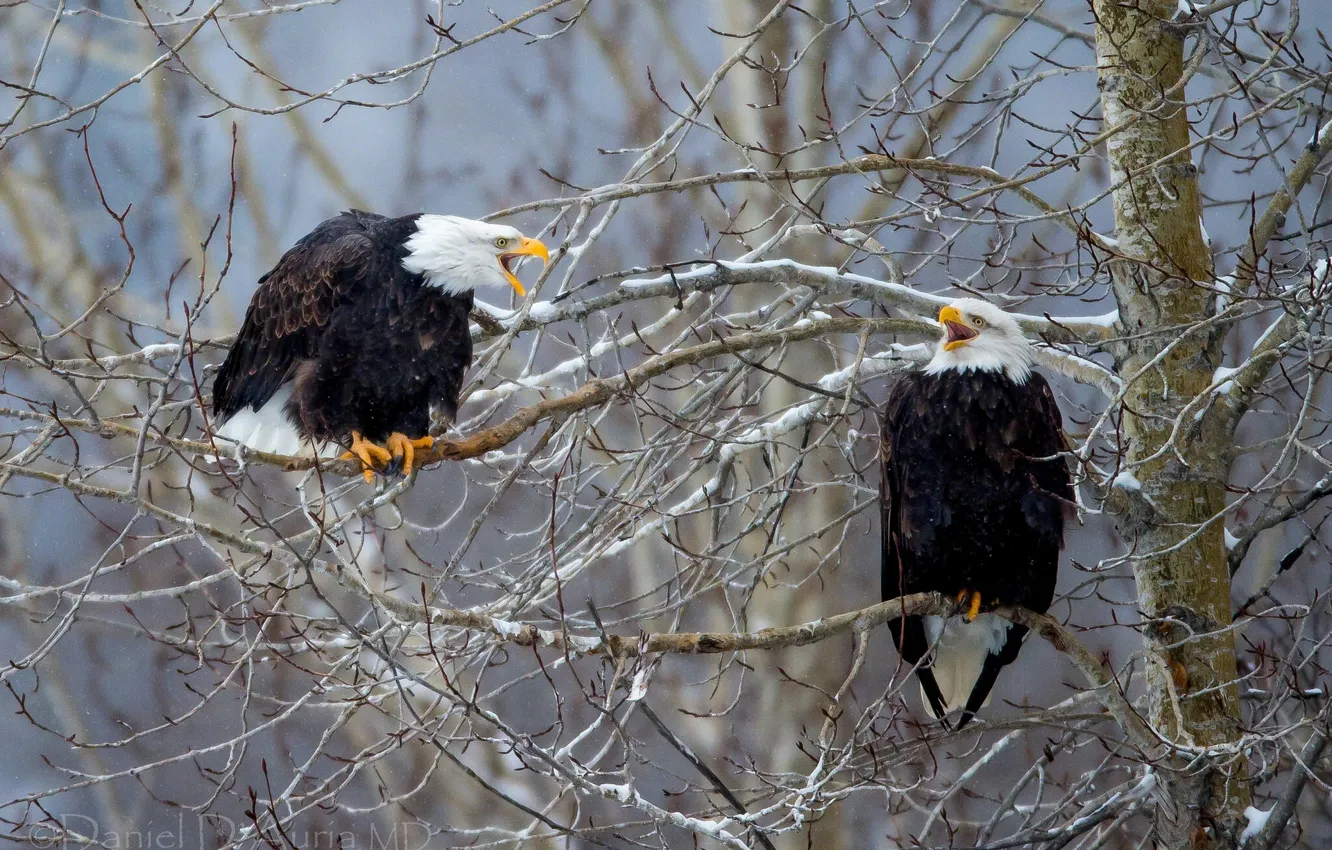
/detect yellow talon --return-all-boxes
[954,589,982,622]
[385,433,434,477]
[966,591,982,622]
[339,431,393,482]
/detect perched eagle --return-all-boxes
[211,210,549,481]
[881,299,1072,729]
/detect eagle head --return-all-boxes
[403,215,550,296]
[924,298,1033,382]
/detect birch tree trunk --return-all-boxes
[1094,1,1250,846]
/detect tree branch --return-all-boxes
[1245,730,1329,850]
[1216,117,1332,424]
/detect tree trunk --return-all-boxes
[1093,1,1250,846]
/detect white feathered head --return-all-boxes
[923,298,1033,382]
[402,215,550,296]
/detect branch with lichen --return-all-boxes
[0,307,1116,484]
[1213,117,1332,427]
[367,588,1161,755]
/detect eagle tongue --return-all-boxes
[945,321,978,344]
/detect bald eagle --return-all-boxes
[881,299,1072,729]
[211,211,549,481]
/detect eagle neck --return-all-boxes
[401,215,485,296]
[924,345,1033,384]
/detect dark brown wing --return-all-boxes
[212,213,384,420]
[1024,371,1075,511]
[880,373,948,716]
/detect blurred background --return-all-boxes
[1,1,1329,847]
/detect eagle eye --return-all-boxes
[494,236,511,249]
[972,316,985,327]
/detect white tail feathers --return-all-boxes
[920,614,1010,718]
[213,385,337,458]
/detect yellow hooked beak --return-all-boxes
[938,305,979,351]
[497,236,550,297]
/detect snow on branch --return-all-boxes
[5,1,1332,846]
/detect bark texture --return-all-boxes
[1093,1,1249,847]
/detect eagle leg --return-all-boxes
[954,589,983,622]
[340,431,394,483]
[384,433,434,477]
